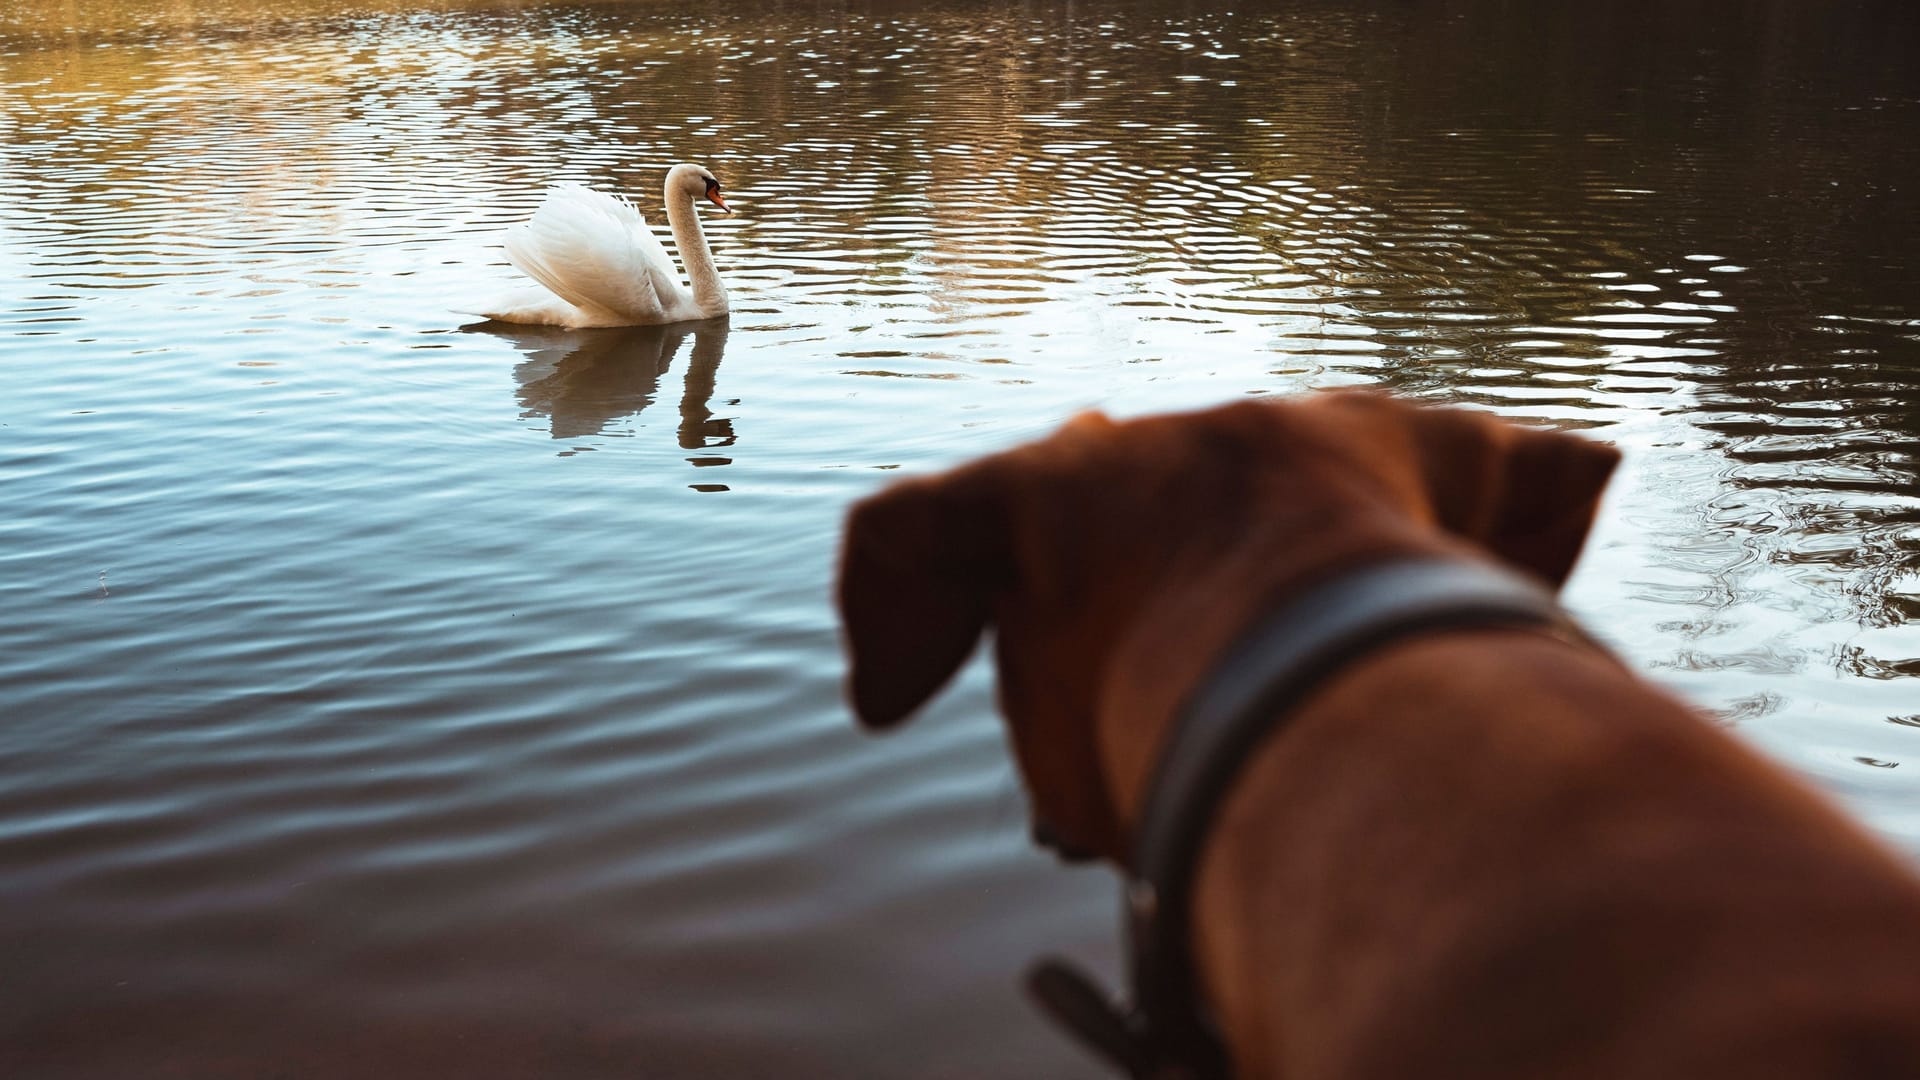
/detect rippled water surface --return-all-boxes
[5,1,1920,1075]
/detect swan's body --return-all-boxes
[462,163,731,328]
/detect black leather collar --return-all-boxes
[1027,556,1578,1079]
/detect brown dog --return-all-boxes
[837,392,1920,1079]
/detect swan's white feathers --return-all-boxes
[455,285,583,327]
[502,184,685,324]
[463,166,730,329]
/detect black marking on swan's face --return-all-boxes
[703,175,732,214]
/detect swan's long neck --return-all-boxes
[665,184,727,318]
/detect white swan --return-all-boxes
[462,163,732,328]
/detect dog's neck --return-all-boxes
[1105,581,1920,1078]
[1096,522,1459,838]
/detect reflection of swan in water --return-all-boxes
[466,318,733,447]
[458,165,732,328]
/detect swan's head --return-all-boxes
[668,163,731,214]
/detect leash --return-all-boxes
[1025,557,1580,1079]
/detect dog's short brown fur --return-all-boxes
[838,392,1920,1079]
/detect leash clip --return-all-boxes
[1028,957,1211,1079]
[1025,957,1156,1077]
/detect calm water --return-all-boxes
[5,1,1920,1075]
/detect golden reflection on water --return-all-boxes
[6,0,643,35]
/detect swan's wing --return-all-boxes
[503,184,686,323]
[625,215,689,311]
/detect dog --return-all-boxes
[836,392,1920,1079]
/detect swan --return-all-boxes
[461,163,732,328]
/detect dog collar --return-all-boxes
[1027,556,1579,1080]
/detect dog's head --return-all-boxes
[836,392,1619,863]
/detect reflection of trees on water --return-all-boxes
[473,317,734,452]
[1286,3,1920,644]
[29,0,1911,623]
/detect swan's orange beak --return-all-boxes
[704,179,733,214]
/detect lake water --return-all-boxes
[4,1,1919,1075]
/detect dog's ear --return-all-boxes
[1392,401,1621,588]
[837,466,1009,729]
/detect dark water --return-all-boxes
[4,1,1919,1075]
